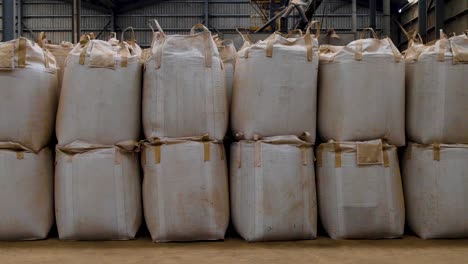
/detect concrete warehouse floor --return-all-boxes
[0,235,467,264]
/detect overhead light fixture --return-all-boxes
[399,0,418,14]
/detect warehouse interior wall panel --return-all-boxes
[398,0,467,49]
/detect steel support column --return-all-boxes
[383,0,390,37]
[269,0,276,31]
[204,0,209,27]
[17,0,23,37]
[369,0,376,30]
[435,0,444,39]
[352,0,357,39]
[418,0,427,42]
[3,0,15,41]
[72,0,81,43]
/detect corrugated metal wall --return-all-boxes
[0,0,384,46]
[398,0,467,49]
[21,0,112,43]
[116,0,252,47]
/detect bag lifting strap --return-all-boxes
[17,38,27,68]
[355,27,378,61]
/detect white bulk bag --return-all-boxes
[316,140,405,239]
[403,143,468,239]
[56,31,142,146]
[318,28,405,146]
[230,136,317,242]
[231,23,319,142]
[143,21,227,141]
[141,136,229,242]
[405,32,468,144]
[0,37,58,152]
[218,39,236,106]
[55,141,141,240]
[38,32,74,97]
[0,143,53,240]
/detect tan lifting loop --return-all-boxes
[438,30,447,62]
[17,38,27,68]
[305,20,320,62]
[190,24,212,67]
[79,36,91,65]
[316,146,323,167]
[150,19,166,69]
[300,146,308,166]
[16,151,24,160]
[153,145,161,164]
[433,144,441,161]
[120,42,129,68]
[43,50,50,68]
[387,38,402,62]
[37,32,47,48]
[203,142,211,162]
[254,141,262,167]
[266,40,274,58]
[383,149,390,167]
[114,148,122,165]
[203,33,213,67]
[333,143,342,168]
[304,34,313,62]
[355,39,363,61]
[218,144,225,161]
[355,28,378,61]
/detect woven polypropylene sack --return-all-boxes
[56,37,142,146]
[143,23,228,141]
[403,143,468,239]
[230,136,317,242]
[55,141,141,240]
[142,137,229,242]
[0,143,53,240]
[0,38,58,152]
[318,29,405,146]
[231,27,319,142]
[316,140,405,239]
[405,33,468,144]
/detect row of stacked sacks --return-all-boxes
[402,31,468,239]
[0,19,466,241]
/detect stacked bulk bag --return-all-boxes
[56,31,142,146]
[405,32,468,144]
[0,37,58,152]
[230,136,316,242]
[316,140,405,239]
[217,39,236,105]
[402,143,468,239]
[318,28,405,146]
[55,31,143,240]
[55,141,141,240]
[0,143,53,240]
[231,23,319,142]
[143,22,227,140]
[38,32,74,96]
[141,136,229,242]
